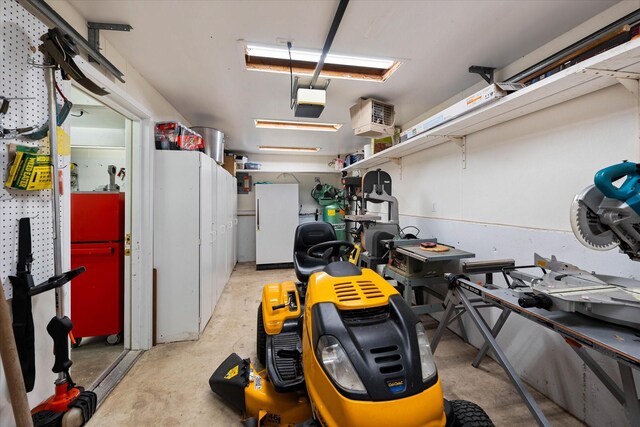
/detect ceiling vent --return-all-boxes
[350,98,395,137]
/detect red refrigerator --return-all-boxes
[71,192,125,343]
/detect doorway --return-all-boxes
[68,86,132,388]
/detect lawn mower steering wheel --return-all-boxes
[307,241,355,262]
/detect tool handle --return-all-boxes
[29,266,85,297]
[46,316,73,374]
[16,218,33,273]
[0,278,34,427]
[594,162,640,201]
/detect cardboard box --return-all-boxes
[371,136,393,154]
[5,145,52,190]
[400,83,524,143]
[223,155,236,175]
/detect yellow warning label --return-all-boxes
[224,365,239,380]
[327,209,336,216]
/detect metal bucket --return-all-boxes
[192,127,224,164]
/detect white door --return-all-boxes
[154,151,201,342]
[216,167,227,294]
[211,164,219,306]
[232,177,238,266]
[227,174,233,275]
[255,184,299,265]
[199,155,214,332]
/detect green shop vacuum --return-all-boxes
[311,180,346,240]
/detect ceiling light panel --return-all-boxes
[255,119,342,132]
[258,146,321,152]
[246,43,396,70]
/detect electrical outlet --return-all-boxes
[432,202,437,212]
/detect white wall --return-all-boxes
[366,4,640,426]
[71,147,127,192]
[70,127,125,148]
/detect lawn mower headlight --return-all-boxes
[317,335,366,393]
[416,322,437,381]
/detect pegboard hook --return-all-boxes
[16,213,39,220]
[26,57,55,69]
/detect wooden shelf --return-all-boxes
[343,38,640,172]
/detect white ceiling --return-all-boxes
[67,0,618,156]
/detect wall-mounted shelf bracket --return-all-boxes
[469,65,495,84]
[87,22,132,63]
[583,68,640,96]
[451,136,466,169]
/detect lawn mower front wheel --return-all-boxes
[450,400,494,427]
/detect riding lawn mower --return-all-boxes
[210,222,493,426]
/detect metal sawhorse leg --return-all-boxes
[431,284,551,427]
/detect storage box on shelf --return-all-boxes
[342,37,640,172]
[155,121,204,151]
[223,155,237,175]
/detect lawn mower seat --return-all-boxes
[294,222,336,283]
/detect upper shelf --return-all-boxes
[343,38,640,172]
[236,169,340,174]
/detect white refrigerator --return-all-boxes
[255,184,299,268]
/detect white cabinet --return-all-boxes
[216,166,228,296]
[199,156,214,333]
[154,151,236,343]
[255,184,299,267]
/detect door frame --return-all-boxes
[70,57,155,350]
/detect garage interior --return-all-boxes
[1,1,639,427]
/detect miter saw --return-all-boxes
[515,254,640,330]
[570,161,640,261]
[512,162,640,330]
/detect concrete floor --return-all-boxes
[88,262,584,426]
[71,337,124,388]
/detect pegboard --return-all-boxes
[1,0,66,299]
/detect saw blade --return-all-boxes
[570,185,619,251]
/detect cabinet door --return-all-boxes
[232,177,238,266]
[216,166,227,295]
[154,151,200,343]
[199,156,214,332]
[227,173,233,276]
[211,164,219,306]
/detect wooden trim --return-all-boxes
[245,55,401,82]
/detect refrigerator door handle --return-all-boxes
[256,199,260,231]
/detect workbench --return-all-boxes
[431,276,640,427]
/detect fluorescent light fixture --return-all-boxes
[255,119,342,132]
[258,146,321,153]
[246,43,395,69]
